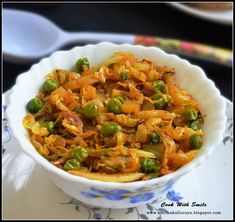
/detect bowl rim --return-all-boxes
[6,42,227,189]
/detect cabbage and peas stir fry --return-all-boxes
[23,52,204,182]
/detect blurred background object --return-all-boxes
[2,2,233,100]
[185,2,232,11]
[169,2,233,25]
[3,8,232,65]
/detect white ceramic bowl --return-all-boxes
[7,42,226,209]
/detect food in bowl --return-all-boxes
[8,43,226,208]
[22,52,204,182]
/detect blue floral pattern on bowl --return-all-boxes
[81,187,155,203]
[2,105,11,154]
[167,190,183,202]
[129,192,154,203]
[80,179,175,204]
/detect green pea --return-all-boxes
[83,103,98,118]
[141,158,161,174]
[107,98,123,114]
[185,109,198,121]
[153,80,167,94]
[120,71,128,80]
[75,57,90,73]
[41,121,55,133]
[190,120,201,131]
[71,146,88,163]
[189,135,203,149]
[150,132,161,144]
[26,97,43,113]
[43,79,58,93]
[64,159,81,171]
[156,97,169,110]
[100,121,122,137]
[152,94,170,110]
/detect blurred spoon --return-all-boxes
[3,9,134,63]
[3,9,232,66]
